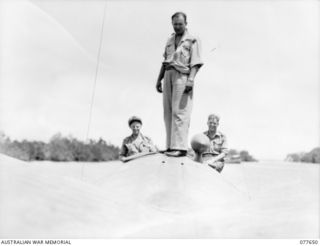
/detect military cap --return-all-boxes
[128,116,142,126]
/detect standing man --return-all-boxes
[156,12,203,157]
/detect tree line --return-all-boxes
[227,149,258,162]
[285,147,320,164]
[0,132,119,162]
[0,132,258,163]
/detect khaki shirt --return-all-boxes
[203,131,228,155]
[163,30,203,74]
[119,133,157,158]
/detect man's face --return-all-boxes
[130,122,141,135]
[172,15,187,35]
[207,118,219,132]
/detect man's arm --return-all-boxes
[209,152,227,163]
[207,136,228,163]
[184,65,200,93]
[156,63,165,93]
[119,140,128,162]
[146,137,159,152]
[184,38,204,93]
[121,151,158,163]
[188,65,200,81]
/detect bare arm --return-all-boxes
[119,141,127,162]
[208,136,228,163]
[184,37,204,93]
[184,65,201,93]
[121,151,158,163]
[146,137,158,152]
[156,64,165,93]
[188,65,200,81]
[210,152,227,162]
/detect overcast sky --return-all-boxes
[0,0,319,160]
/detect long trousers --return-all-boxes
[163,69,193,151]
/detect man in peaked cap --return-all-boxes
[119,116,158,162]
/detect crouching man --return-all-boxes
[119,116,158,162]
[191,114,228,172]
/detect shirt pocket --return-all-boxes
[138,142,151,152]
[125,143,139,155]
[165,43,175,58]
[215,138,223,143]
[180,43,191,63]
[213,138,223,148]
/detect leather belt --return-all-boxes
[164,64,190,75]
[164,65,176,71]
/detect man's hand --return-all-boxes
[205,157,218,165]
[184,78,194,93]
[207,161,224,173]
[156,80,162,93]
[206,154,224,164]
[184,85,193,93]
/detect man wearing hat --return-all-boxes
[156,12,203,157]
[119,116,158,162]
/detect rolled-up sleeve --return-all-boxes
[163,45,167,59]
[163,38,171,61]
[190,38,204,68]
